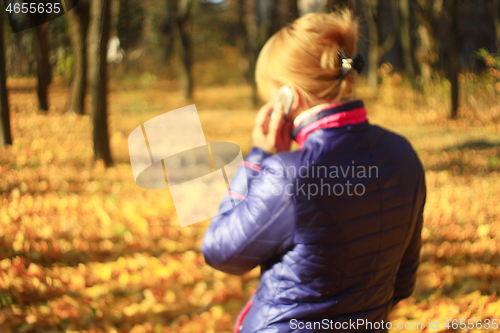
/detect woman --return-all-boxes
[202,10,426,333]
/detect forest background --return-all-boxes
[1,0,500,332]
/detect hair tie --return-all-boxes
[339,47,365,79]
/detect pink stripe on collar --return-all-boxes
[292,100,359,130]
[228,190,246,201]
[295,108,367,148]
[240,161,261,170]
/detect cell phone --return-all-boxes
[270,86,294,122]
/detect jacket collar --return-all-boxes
[292,99,368,148]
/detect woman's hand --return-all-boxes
[252,101,293,154]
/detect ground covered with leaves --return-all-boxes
[1,73,500,332]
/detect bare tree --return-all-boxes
[240,0,259,106]
[415,0,459,118]
[448,0,460,119]
[392,0,417,89]
[34,23,50,112]
[495,0,500,53]
[163,0,177,63]
[177,0,194,100]
[289,0,299,21]
[267,0,280,37]
[88,0,113,166]
[0,18,12,146]
[414,0,443,84]
[239,0,282,106]
[327,0,356,11]
[361,0,395,89]
[163,0,195,100]
[66,0,90,115]
[237,0,253,101]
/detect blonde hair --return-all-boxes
[255,10,359,105]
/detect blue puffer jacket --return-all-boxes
[202,99,426,333]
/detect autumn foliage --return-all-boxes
[1,73,500,332]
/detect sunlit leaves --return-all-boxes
[1,77,499,332]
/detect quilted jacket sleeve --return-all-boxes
[201,147,296,276]
[392,173,427,307]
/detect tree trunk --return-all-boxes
[237,0,258,106]
[34,23,50,112]
[494,0,500,54]
[250,0,263,106]
[66,0,90,115]
[367,31,379,89]
[395,0,417,89]
[237,0,250,81]
[141,0,155,54]
[164,0,177,63]
[267,0,280,38]
[361,0,395,90]
[0,18,12,146]
[288,0,299,21]
[177,0,194,100]
[327,0,356,11]
[414,0,443,85]
[88,0,113,166]
[362,0,381,89]
[449,0,460,119]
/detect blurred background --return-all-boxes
[0,0,500,332]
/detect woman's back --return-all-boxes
[202,101,426,332]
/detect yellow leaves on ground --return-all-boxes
[1,78,500,332]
